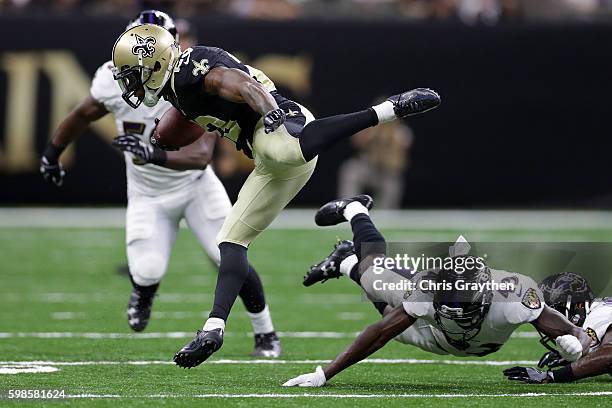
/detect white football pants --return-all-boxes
[126,166,231,286]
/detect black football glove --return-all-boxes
[538,350,569,369]
[113,134,167,166]
[263,108,286,134]
[40,143,66,187]
[503,366,554,384]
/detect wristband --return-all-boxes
[551,365,575,383]
[150,148,167,166]
[43,142,67,162]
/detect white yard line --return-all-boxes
[60,391,612,399]
[0,331,539,339]
[2,208,612,230]
[0,359,539,366]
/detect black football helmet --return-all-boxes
[127,10,178,40]
[433,256,493,348]
[537,272,594,352]
[539,272,594,326]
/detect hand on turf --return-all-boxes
[263,108,286,134]
[503,366,554,384]
[113,134,155,165]
[555,335,582,362]
[282,366,326,387]
[538,350,569,369]
[40,156,65,187]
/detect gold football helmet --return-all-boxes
[112,24,180,108]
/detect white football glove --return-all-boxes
[282,366,326,387]
[555,335,582,362]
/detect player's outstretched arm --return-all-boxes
[532,304,592,361]
[163,132,216,170]
[41,96,108,186]
[283,306,415,387]
[204,67,285,133]
[504,325,611,384]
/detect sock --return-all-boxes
[343,201,369,222]
[372,100,396,124]
[339,254,358,277]
[349,264,361,284]
[350,213,386,261]
[247,304,275,334]
[209,242,250,321]
[298,109,378,162]
[239,264,266,314]
[203,317,225,332]
[128,272,159,295]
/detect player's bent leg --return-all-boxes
[298,88,441,162]
[183,169,279,355]
[182,168,280,356]
[126,195,179,331]
[211,160,317,313]
[305,196,382,286]
[174,143,317,368]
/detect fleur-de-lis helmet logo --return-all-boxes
[131,34,156,58]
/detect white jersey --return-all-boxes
[583,298,612,351]
[400,269,544,357]
[90,61,203,196]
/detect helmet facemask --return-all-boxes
[113,64,153,109]
[433,257,492,347]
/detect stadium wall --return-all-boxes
[1,16,611,207]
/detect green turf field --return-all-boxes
[1,223,612,406]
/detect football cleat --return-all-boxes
[173,329,224,368]
[304,240,355,287]
[252,332,282,358]
[127,283,158,332]
[315,194,373,226]
[388,88,441,118]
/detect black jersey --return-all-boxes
[163,46,297,158]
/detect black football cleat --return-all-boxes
[304,240,355,287]
[173,329,224,368]
[315,194,373,226]
[252,332,282,358]
[388,88,440,118]
[127,283,158,332]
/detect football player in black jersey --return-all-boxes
[111,24,441,368]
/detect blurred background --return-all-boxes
[1,0,612,208]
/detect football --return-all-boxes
[151,107,203,150]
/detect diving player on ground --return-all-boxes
[40,11,281,357]
[283,196,592,386]
[110,24,441,367]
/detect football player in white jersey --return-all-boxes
[283,196,591,386]
[503,272,612,383]
[39,10,281,357]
